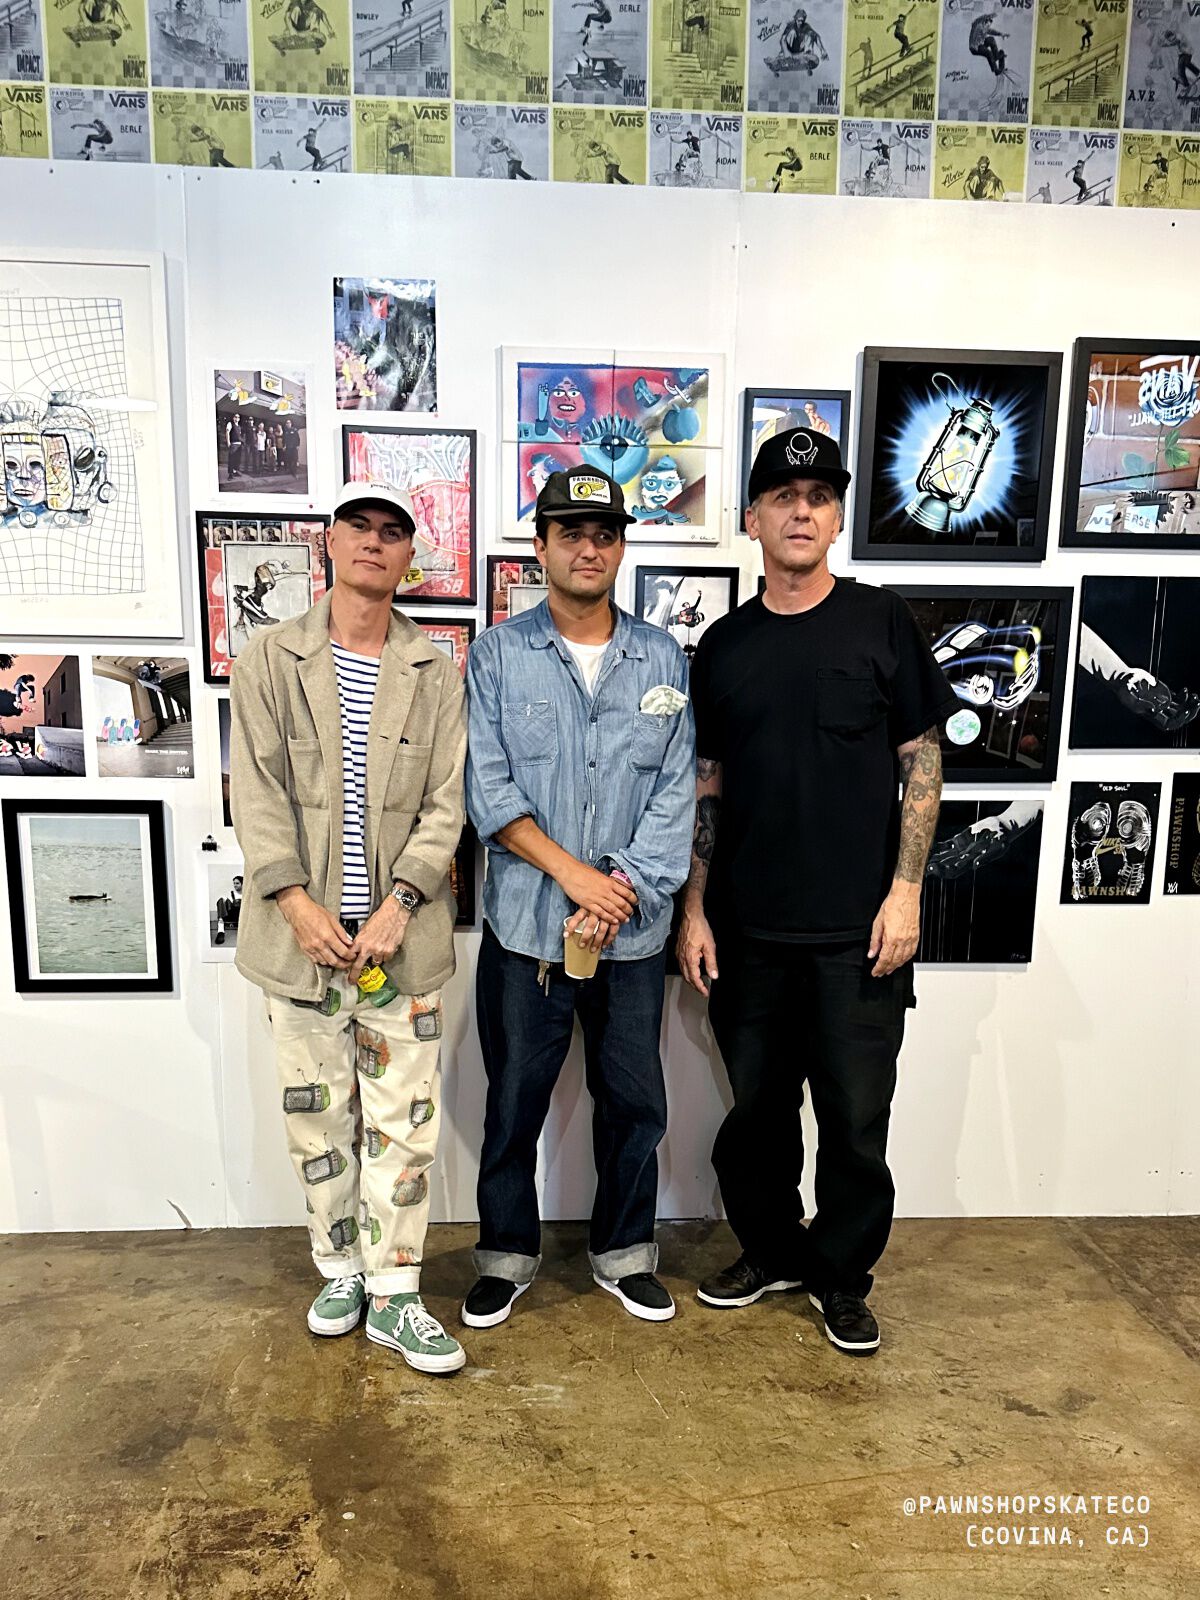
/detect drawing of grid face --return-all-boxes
[0,297,145,598]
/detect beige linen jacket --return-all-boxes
[229,594,466,1002]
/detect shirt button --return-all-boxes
[589,760,596,768]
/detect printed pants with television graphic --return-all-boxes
[266,976,444,1294]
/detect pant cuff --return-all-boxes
[472,1247,540,1285]
[314,1255,365,1281]
[589,1240,658,1280]
[365,1267,421,1296]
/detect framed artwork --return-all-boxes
[739,387,851,528]
[213,367,309,498]
[920,799,1043,964]
[405,614,476,678]
[500,346,726,544]
[217,697,232,829]
[93,655,193,779]
[1061,340,1200,550]
[198,847,243,964]
[0,250,181,639]
[341,424,477,605]
[1072,576,1200,751]
[889,585,1073,782]
[2,796,173,994]
[333,277,437,413]
[1061,781,1160,905]
[852,347,1062,562]
[486,555,548,626]
[1163,772,1200,896]
[0,653,85,776]
[452,824,477,928]
[633,566,739,659]
[197,513,331,685]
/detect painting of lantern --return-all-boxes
[852,348,1062,562]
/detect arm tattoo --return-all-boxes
[895,727,942,884]
[697,756,719,780]
[694,794,720,864]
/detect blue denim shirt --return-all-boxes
[466,600,696,963]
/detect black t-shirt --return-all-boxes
[689,581,960,942]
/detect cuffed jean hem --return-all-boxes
[472,1247,541,1285]
[589,1240,658,1280]
[315,1254,366,1281]
[364,1267,422,1296]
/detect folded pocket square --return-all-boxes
[640,685,688,716]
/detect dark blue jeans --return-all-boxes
[474,921,669,1284]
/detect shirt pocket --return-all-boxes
[385,742,433,807]
[501,700,558,766]
[816,672,887,735]
[286,736,327,807]
[629,710,673,773]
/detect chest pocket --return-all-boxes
[630,711,673,773]
[501,700,558,766]
[286,736,327,807]
[816,672,887,735]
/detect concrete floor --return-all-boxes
[2,1218,1197,1600]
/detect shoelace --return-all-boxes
[403,1300,449,1346]
[326,1274,363,1301]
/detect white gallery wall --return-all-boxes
[0,163,1196,1237]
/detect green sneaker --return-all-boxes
[307,1273,366,1336]
[365,1293,467,1374]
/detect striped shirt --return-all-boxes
[330,642,380,919]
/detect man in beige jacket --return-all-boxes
[230,479,468,1375]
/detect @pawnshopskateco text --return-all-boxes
[900,1493,1151,1549]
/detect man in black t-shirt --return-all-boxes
[678,429,958,1356]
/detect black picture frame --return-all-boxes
[2,797,173,995]
[1059,337,1200,551]
[403,613,477,679]
[452,823,478,929]
[485,554,548,627]
[633,566,740,659]
[739,387,852,529]
[852,347,1062,563]
[919,799,1044,965]
[340,423,478,606]
[888,584,1074,783]
[196,511,332,686]
[1070,574,1200,752]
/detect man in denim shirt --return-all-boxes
[463,465,695,1327]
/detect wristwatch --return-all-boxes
[391,883,421,914]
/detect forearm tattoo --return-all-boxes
[697,757,719,780]
[895,727,942,884]
[694,794,720,864]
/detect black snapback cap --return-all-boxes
[747,427,851,503]
[534,465,633,527]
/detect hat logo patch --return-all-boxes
[568,475,612,504]
[784,431,818,469]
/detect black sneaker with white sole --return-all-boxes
[593,1271,676,1322]
[461,1276,529,1329]
[697,1253,805,1308]
[810,1290,880,1355]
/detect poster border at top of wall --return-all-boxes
[852,344,1063,563]
[1059,335,1200,551]
[0,249,182,640]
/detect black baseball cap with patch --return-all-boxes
[747,427,851,502]
[535,465,633,528]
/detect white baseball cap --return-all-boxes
[334,479,416,535]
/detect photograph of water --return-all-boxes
[24,813,153,977]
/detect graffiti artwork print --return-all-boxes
[852,346,1062,559]
[341,424,476,602]
[889,583,1073,780]
[1060,338,1200,548]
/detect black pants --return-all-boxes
[474,923,668,1280]
[707,936,913,1298]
